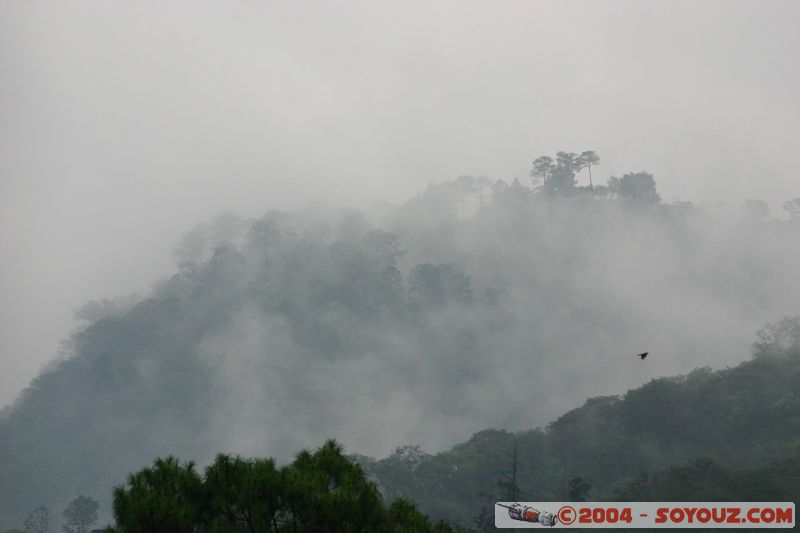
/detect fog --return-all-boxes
[200,191,800,456]
[3,5,800,528]
[2,1,799,413]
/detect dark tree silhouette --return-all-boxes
[550,151,580,193]
[532,151,597,195]
[530,156,555,189]
[472,504,495,532]
[245,211,290,271]
[496,443,524,502]
[568,477,591,502]
[23,507,48,533]
[607,172,661,203]
[112,457,203,532]
[577,151,600,194]
[109,440,461,532]
[61,496,98,533]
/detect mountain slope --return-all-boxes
[363,341,800,524]
[2,178,800,529]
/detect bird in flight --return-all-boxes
[636,352,649,360]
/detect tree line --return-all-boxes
[104,440,462,533]
[531,150,658,201]
[363,316,800,526]
[4,496,99,533]
[530,150,800,218]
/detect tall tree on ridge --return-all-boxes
[577,151,600,195]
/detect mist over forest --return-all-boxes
[3,2,800,530]
[1,161,799,529]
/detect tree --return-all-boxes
[244,211,290,271]
[613,456,800,502]
[109,440,460,532]
[491,179,532,207]
[607,172,661,203]
[452,175,477,218]
[61,496,98,533]
[549,151,580,194]
[112,456,203,532]
[783,197,800,220]
[24,507,48,533]
[752,315,800,358]
[742,199,770,220]
[496,444,524,501]
[532,151,597,195]
[472,505,495,533]
[568,477,591,502]
[408,264,473,308]
[530,156,555,189]
[576,151,600,194]
[204,454,282,532]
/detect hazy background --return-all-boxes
[2,0,800,408]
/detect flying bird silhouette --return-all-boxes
[636,352,649,360]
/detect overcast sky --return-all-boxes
[1,0,799,408]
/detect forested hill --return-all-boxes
[362,330,800,525]
[2,165,800,529]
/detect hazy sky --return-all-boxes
[1,0,799,408]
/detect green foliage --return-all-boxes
[568,477,591,502]
[613,455,800,501]
[109,440,458,533]
[365,346,800,524]
[471,504,494,533]
[112,457,203,532]
[495,444,524,501]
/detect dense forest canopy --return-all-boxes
[2,160,800,530]
[105,440,462,533]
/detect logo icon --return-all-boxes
[497,503,558,527]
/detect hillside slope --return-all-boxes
[363,337,800,524]
[2,179,799,529]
